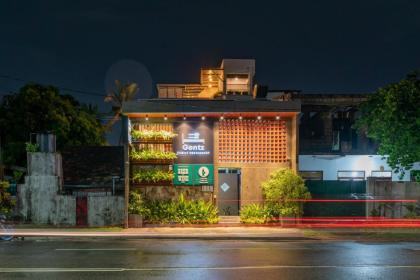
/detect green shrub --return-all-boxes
[132,169,174,183]
[240,203,271,224]
[128,191,150,216]
[130,149,177,161]
[144,194,219,224]
[131,130,177,141]
[0,181,15,214]
[262,169,311,218]
[25,142,39,153]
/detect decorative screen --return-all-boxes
[218,119,287,163]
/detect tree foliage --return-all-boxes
[355,72,420,177]
[0,83,106,165]
[261,169,310,217]
[104,80,138,130]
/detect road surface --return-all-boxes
[1,238,420,279]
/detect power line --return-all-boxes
[0,74,107,97]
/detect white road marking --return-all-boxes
[2,265,420,273]
[55,248,137,251]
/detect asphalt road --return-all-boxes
[1,238,420,279]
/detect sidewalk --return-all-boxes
[7,226,312,240]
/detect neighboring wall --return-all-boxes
[366,179,420,218]
[19,152,124,226]
[299,155,420,182]
[19,153,75,225]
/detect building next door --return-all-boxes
[217,168,240,215]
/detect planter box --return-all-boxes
[128,214,143,228]
[130,159,174,165]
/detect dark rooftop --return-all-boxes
[122,99,301,114]
[61,146,124,190]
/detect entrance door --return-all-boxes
[217,168,240,215]
[76,197,88,226]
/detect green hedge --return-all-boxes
[129,192,219,224]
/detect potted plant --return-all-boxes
[128,191,149,228]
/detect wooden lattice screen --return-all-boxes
[218,119,287,163]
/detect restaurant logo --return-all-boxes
[182,132,206,152]
[173,122,213,164]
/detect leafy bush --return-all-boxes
[131,130,177,141]
[0,181,15,214]
[132,169,174,183]
[128,191,150,216]
[144,194,219,224]
[25,142,39,153]
[130,149,177,161]
[403,204,420,219]
[240,203,272,224]
[262,169,311,218]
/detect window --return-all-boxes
[299,171,323,181]
[370,171,392,180]
[337,170,365,181]
[411,170,420,182]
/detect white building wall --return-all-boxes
[299,155,420,181]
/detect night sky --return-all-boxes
[1,0,420,112]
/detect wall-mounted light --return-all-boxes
[220,115,224,121]
[235,77,239,81]
[276,116,280,120]
[239,115,243,120]
[208,84,212,88]
[201,116,206,121]
[145,115,149,121]
[183,115,187,120]
[164,115,168,121]
[257,115,262,120]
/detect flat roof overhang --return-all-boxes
[122,99,301,118]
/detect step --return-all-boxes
[219,216,241,224]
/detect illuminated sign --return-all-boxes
[173,122,213,164]
[173,164,214,186]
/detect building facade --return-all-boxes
[122,59,300,222]
[268,91,420,182]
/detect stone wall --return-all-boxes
[366,179,420,217]
[19,152,124,226]
[87,196,124,227]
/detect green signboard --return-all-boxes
[173,164,214,186]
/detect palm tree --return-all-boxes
[104,80,139,130]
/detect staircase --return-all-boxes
[219,216,241,226]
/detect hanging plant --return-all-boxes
[131,130,177,141]
[130,149,177,161]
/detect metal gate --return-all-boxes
[217,169,240,216]
[76,197,88,226]
[303,180,367,217]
